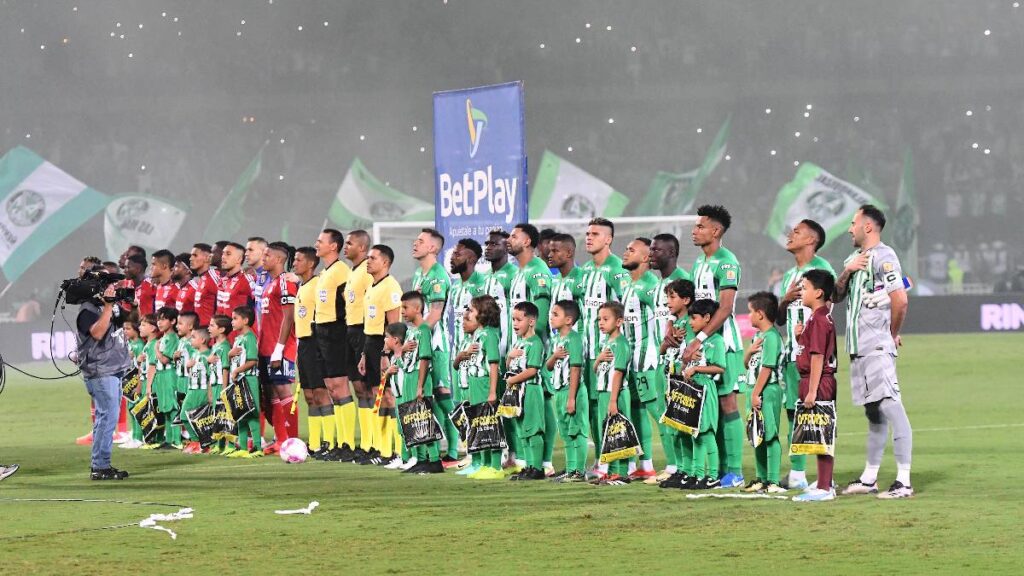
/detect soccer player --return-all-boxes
[151,307,181,449]
[578,217,630,462]
[547,299,588,482]
[227,306,262,459]
[244,237,269,312]
[547,234,584,327]
[181,327,213,454]
[791,270,839,502]
[124,253,155,316]
[394,291,444,473]
[538,227,557,272]
[453,295,504,480]
[215,242,254,317]
[360,244,404,466]
[151,250,178,311]
[776,219,836,489]
[258,242,299,454]
[207,315,234,455]
[340,230,374,461]
[411,228,460,467]
[506,302,547,481]
[683,204,746,488]
[447,238,487,386]
[313,229,356,462]
[482,229,517,356]
[173,253,197,314]
[620,237,665,480]
[682,299,725,490]
[190,243,219,327]
[292,246,334,459]
[743,292,787,493]
[591,301,632,485]
[658,278,696,488]
[834,205,914,499]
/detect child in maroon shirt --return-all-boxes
[793,269,838,502]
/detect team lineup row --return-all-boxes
[99,203,914,500]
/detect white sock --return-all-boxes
[860,464,880,485]
[598,463,609,474]
[627,461,637,474]
[515,459,526,468]
[543,461,553,470]
[665,465,677,474]
[641,459,654,472]
[896,465,911,486]
[790,470,807,482]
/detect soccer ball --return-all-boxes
[279,438,309,463]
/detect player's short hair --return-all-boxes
[401,290,425,310]
[247,236,267,245]
[152,249,175,269]
[697,204,732,232]
[175,253,191,267]
[634,236,652,247]
[178,311,199,328]
[666,278,695,301]
[470,295,501,328]
[321,228,344,251]
[553,299,580,324]
[385,322,408,341]
[421,228,445,249]
[513,301,540,319]
[488,229,509,240]
[126,245,147,259]
[348,230,370,249]
[192,243,212,253]
[514,223,540,249]
[156,306,178,322]
[802,269,835,301]
[225,241,245,252]
[457,238,483,259]
[689,299,720,318]
[191,326,210,343]
[126,253,147,268]
[747,291,779,323]
[268,241,294,269]
[599,301,625,320]
[211,314,232,333]
[232,305,256,326]
[214,240,230,251]
[652,233,680,257]
[540,228,557,242]
[551,233,576,248]
[858,204,887,230]
[295,246,319,269]
[371,244,395,265]
[800,219,828,252]
[588,217,615,237]
[139,313,157,327]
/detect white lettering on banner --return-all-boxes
[438,165,518,224]
[32,331,77,360]
[981,303,1024,331]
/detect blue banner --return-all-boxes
[433,81,528,257]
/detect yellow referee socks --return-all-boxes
[337,398,356,449]
[379,412,394,458]
[308,414,322,451]
[322,405,337,450]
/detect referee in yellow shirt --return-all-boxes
[358,244,403,466]
[292,247,333,460]
[342,230,375,461]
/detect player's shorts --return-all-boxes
[297,336,326,390]
[345,325,366,382]
[314,321,348,378]
[798,374,836,403]
[631,368,661,404]
[849,353,900,406]
[720,350,744,397]
[362,334,386,389]
[758,383,782,442]
[266,358,296,384]
[518,383,547,437]
[781,361,800,411]
[583,358,597,399]
[697,378,719,434]
[554,385,589,438]
[430,349,452,390]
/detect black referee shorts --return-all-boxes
[362,334,386,389]
[298,336,326,390]
[346,325,366,382]
[314,321,348,378]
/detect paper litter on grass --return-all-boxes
[275,501,319,515]
[139,507,193,539]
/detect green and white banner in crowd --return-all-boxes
[889,150,918,280]
[0,146,109,282]
[529,150,629,220]
[329,158,434,229]
[104,194,188,261]
[764,162,888,251]
[203,141,266,241]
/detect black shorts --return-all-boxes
[315,321,348,378]
[298,337,326,390]
[362,334,386,388]
[346,325,366,382]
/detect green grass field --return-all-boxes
[1,333,1022,575]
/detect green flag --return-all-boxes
[529,150,629,220]
[634,116,729,215]
[764,162,888,250]
[328,158,433,229]
[203,142,266,240]
[888,150,918,280]
[0,146,109,282]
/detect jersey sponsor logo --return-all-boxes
[297,305,307,319]
[367,304,378,319]
[347,290,355,303]
[318,289,328,303]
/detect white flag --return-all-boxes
[104,195,188,261]
[329,158,434,229]
[529,150,629,220]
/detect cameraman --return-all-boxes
[76,277,133,481]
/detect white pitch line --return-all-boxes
[841,422,1024,436]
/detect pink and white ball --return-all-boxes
[279,438,309,463]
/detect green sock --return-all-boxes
[766,437,782,484]
[542,396,557,464]
[678,435,693,475]
[755,442,767,481]
[526,434,544,469]
[705,431,720,478]
[504,418,520,461]
[724,411,743,475]
[787,410,806,472]
[574,436,588,473]
[426,440,440,462]
[433,394,460,459]
[489,449,502,470]
[692,434,706,477]
[471,452,481,469]
[237,419,249,452]
[564,435,577,472]
[635,399,653,462]
[589,399,601,460]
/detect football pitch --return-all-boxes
[1,333,1021,574]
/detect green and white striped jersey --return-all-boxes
[578,254,630,359]
[447,271,486,354]
[509,256,552,341]
[843,243,904,356]
[482,262,517,356]
[412,262,452,356]
[655,267,690,361]
[691,246,742,352]
[777,256,836,362]
[549,266,584,335]
[622,271,661,372]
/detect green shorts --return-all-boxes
[178,389,210,421]
[518,383,546,437]
[431,350,451,390]
[175,376,189,395]
[584,358,597,400]
[596,385,633,439]
[694,377,719,434]
[632,369,661,404]
[720,350,744,397]
[782,361,800,411]
[152,371,179,414]
[758,384,782,442]
[554,385,589,438]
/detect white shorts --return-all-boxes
[849,354,900,406]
